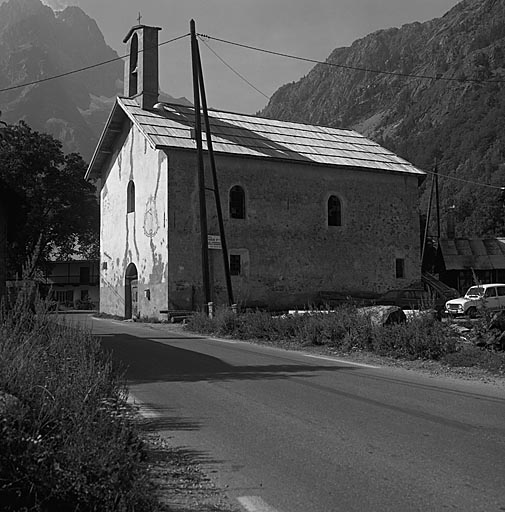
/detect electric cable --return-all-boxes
[4,29,504,96]
[0,33,190,94]
[1,29,504,190]
[198,33,505,85]
[420,167,505,191]
[198,36,270,100]
[195,34,505,189]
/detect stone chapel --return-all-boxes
[86,24,425,319]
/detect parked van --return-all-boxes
[444,283,505,317]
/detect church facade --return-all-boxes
[86,25,425,319]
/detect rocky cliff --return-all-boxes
[0,0,124,161]
[261,0,505,238]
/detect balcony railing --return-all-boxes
[42,275,99,286]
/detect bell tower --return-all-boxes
[123,24,162,110]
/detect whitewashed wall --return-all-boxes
[99,123,168,318]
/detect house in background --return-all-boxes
[435,238,505,294]
[41,259,99,309]
[86,24,426,320]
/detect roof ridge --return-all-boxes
[141,98,362,135]
[86,97,425,179]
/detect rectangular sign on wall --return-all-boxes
[207,235,222,250]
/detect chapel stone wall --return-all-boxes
[167,150,421,310]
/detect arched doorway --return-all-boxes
[125,263,138,319]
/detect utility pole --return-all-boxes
[421,173,435,268]
[194,32,235,306]
[190,20,211,309]
[435,161,441,241]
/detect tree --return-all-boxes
[0,121,98,278]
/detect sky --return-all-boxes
[37,0,461,113]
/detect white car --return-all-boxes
[445,283,505,317]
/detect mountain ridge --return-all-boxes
[0,0,122,160]
[0,0,190,161]
[260,0,505,238]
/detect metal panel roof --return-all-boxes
[86,97,426,179]
[439,238,505,270]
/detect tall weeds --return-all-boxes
[0,284,154,511]
[187,306,459,361]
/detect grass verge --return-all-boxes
[0,285,156,511]
[186,307,505,375]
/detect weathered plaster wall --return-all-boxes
[100,123,168,318]
[167,150,421,309]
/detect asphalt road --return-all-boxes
[70,314,505,512]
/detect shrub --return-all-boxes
[368,315,459,360]
[442,344,505,372]
[0,284,155,511]
[187,310,220,334]
[186,306,459,361]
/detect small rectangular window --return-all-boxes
[395,258,405,279]
[229,254,241,276]
[80,267,90,285]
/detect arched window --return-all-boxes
[127,180,135,213]
[229,185,245,219]
[327,195,341,226]
[129,33,138,96]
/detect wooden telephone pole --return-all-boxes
[191,20,211,308]
[190,20,234,309]
[421,161,441,268]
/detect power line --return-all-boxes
[3,29,503,96]
[422,166,505,191]
[0,33,190,94]
[199,36,271,100]
[197,34,505,190]
[198,33,505,85]
[1,29,504,191]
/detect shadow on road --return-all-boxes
[100,333,356,385]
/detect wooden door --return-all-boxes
[131,279,139,318]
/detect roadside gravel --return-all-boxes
[130,411,240,512]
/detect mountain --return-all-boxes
[0,0,123,161]
[0,0,188,162]
[260,0,505,239]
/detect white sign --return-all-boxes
[207,235,222,250]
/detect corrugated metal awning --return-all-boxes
[439,238,505,270]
